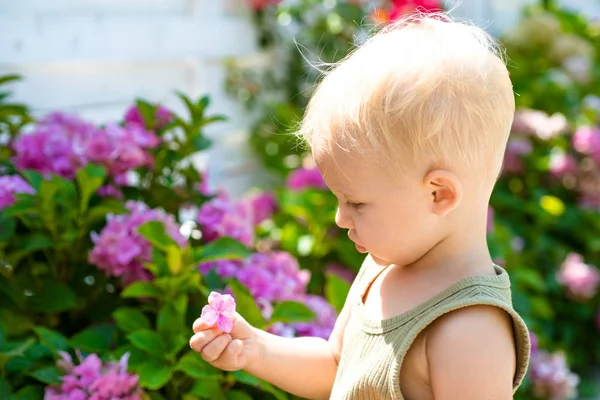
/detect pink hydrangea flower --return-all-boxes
[556,253,600,300]
[572,125,600,162]
[286,167,327,191]
[12,112,159,182]
[198,259,242,278]
[293,295,337,339]
[44,350,142,400]
[0,175,35,210]
[512,109,568,140]
[389,0,443,20]
[97,185,123,200]
[503,139,533,174]
[240,192,277,225]
[549,151,578,177]
[124,104,172,129]
[197,193,254,247]
[529,350,579,400]
[89,201,186,285]
[201,291,237,333]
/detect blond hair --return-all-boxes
[298,12,515,181]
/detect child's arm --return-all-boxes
[425,305,517,400]
[189,301,351,400]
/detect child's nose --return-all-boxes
[335,207,354,230]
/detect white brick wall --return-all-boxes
[0,0,272,197]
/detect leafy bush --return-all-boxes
[0,75,349,399]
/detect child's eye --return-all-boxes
[345,201,364,210]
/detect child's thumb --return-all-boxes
[229,313,255,338]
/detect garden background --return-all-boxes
[1,0,599,399]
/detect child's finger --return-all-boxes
[200,333,232,363]
[189,328,221,352]
[192,317,212,333]
[218,339,245,370]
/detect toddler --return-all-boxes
[190,11,530,400]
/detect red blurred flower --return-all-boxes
[248,0,281,12]
[372,0,443,23]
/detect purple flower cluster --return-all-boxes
[286,167,327,191]
[528,333,580,400]
[124,104,172,130]
[197,192,276,247]
[556,253,599,301]
[12,112,159,183]
[44,350,142,400]
[89,201,186,285]
[201,252,337,339]
[0,175,35,210]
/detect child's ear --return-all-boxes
[424,170,463,216]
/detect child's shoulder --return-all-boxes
[422,305,517,397]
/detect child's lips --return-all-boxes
[354,243,367,253]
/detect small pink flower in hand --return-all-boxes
[201,292,236,333]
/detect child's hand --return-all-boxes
[189,312,260,371]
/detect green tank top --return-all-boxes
[330,256,531,400]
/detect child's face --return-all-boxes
[316,149,441,267]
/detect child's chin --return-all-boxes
[371,254,391,267]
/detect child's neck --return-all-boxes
[403,227,495,280]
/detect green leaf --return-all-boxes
[325,272,351,314]
[1,196,37,218]
[270,301,316,324]
[11,384,43,400]
[0,376,11,399]
[195,237,251,263]
[121,281,161,298]
[19,170,44,191]
[226,390,253,400]
[1,338,34,357]
[137,220,178,250]
[135,99,157,128]
[188,377,225,400]
[126,330,165,357]
[26,281,77,313]
[0,74,21,86]
[0,213,15,241]
[0,322,4,348]
[191,135,213,152]
[137,358,173,390]
[113,307,151,333]
[28,366,62,384]
[226,280,265,328]
[34,326,69,353]
[10,233,54,265]
[76,164,106,214]
[175,352,221,379]
[39,178,59,228]
[70,325,114,353]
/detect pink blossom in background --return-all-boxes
[198,259,242,278]
[0,175,35,210]
[247,0,281,11]
[13,112,97,179]
[556,253,600,300]
[89,201,186,285]
[293,294,337,339]
[240,192,277,225]
[124,104,173,129]
[549,151,578,177]
[325,263,356,284]
[197,193,254,247]
[97,185,123,200]
[237,252,310,302]
[503,139,533,174]
[44,350,142,400]
[511,109,568,140]
[201,291,237,333]
[286,167,328,191]
[530,331,539,355]
[572,125,600,162]
[12,112,159,183]
[529,350,580,400]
